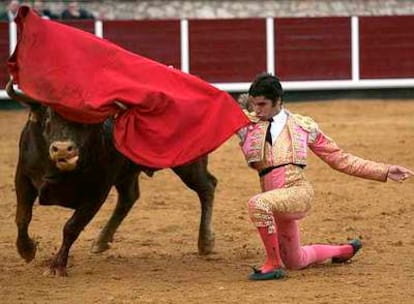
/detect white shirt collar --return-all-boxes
[268,108,287,144]
[271,108,287,124]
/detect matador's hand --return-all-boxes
[387,165,414,183]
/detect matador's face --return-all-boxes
[250,96,282,121]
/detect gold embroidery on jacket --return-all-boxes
[266,125,293,167]
[309,133,390,182]
[291,113,319,143]
[291,113,317,132]
[243,121,268,164]
[243,112,314,170]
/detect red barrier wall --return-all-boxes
[188,19,267,82]
[275,17,351,81]
[60,20,95,34]
[1,16,413,92]
[359,16,414,79]
[0,22,9,89]
[103,20,181,67]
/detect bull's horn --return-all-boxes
[237,93,252,112]
[114,100,128,110]
[5,79,39,104]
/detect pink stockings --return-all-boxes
[276,218,353,270]
[255,215,354,271]
[250,167,354,272]
[257,227,283,273]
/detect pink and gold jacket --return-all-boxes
[239,110,390,182]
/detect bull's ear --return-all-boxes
[28,108,43,123]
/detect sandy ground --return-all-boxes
[0,100,413,304]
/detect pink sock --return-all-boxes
[302,244,353,265]
[257,226,283,273]
[277,218,353,270]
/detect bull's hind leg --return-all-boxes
[91,172,139,253]
[173,157,217,255]
[15,168,38,263]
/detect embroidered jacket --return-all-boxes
[239,110,390,182]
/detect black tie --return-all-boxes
[265,118,273,144]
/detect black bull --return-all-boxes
[6,81,217,276]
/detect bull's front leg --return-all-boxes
[45,202,105,277]
[91,173,139,253]
[15,170,38,263]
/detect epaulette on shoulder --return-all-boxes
[243,109,260,123]
[291,113,318,132]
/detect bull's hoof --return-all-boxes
[43,266,68,277]
[90,241,111,254]
[16,238,37,263]
[198,235,215,255]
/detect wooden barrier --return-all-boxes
[1,15,413,98]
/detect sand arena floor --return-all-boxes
[0,99,413,304]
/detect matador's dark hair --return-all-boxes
[248,72,284,105]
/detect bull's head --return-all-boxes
[6,79,112,171]
[43,108,99,171]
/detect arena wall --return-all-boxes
[0,1,413,99]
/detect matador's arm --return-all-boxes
[308,129,390,182]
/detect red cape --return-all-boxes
[7,7,249,168]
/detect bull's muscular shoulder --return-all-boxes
[290,112,319,132]
[243,110,260,123]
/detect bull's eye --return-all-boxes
[51,146,58,152]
